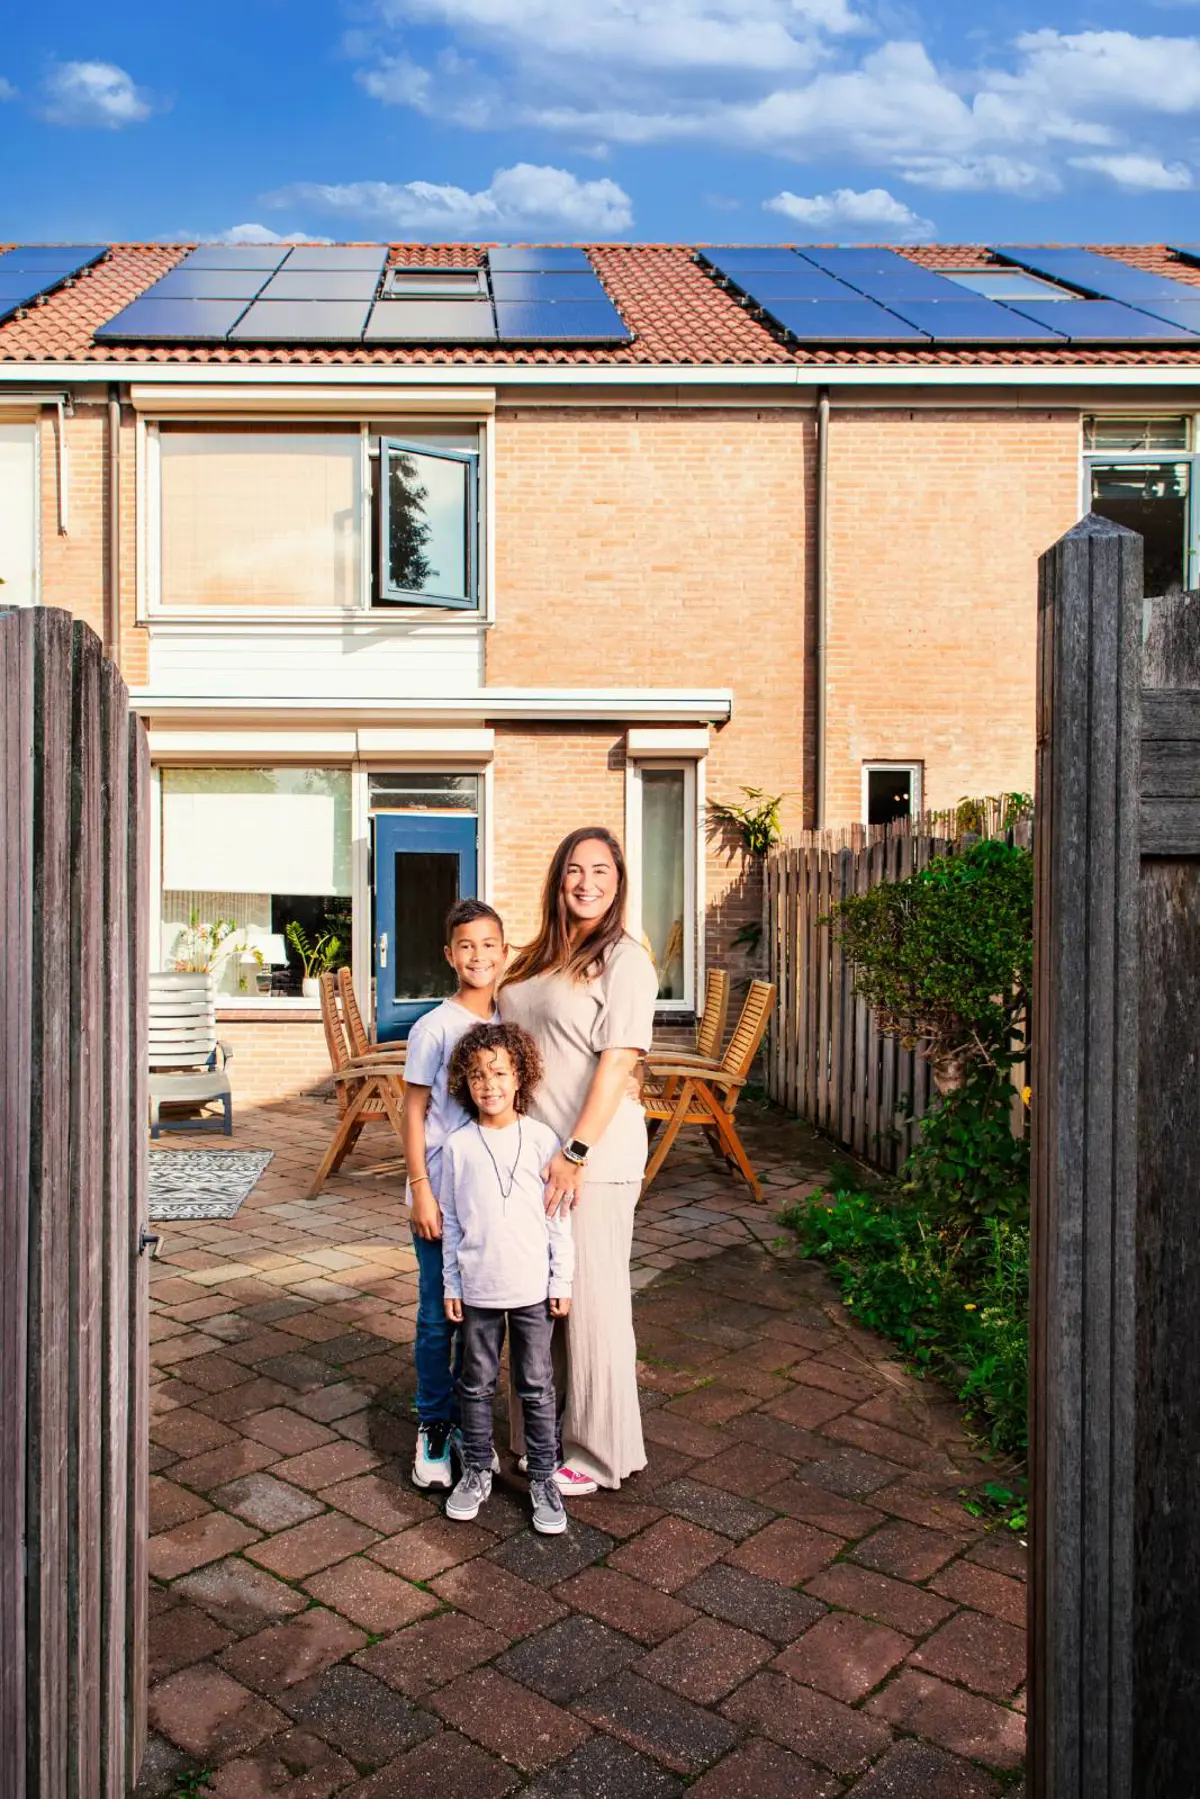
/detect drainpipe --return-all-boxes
[814,387,830,829]
[106,385,121,662]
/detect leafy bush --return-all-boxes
[901,1068,1029,1226]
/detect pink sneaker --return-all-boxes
[516,1456,599,1496]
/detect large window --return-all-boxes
[159,767,352,999]
[628,761,699,1011]
[151,422,482,616]
[0,422,37,607]
[1084,416,1192,595]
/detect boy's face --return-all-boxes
[445,916,506,990]
[466,1046,518,1119]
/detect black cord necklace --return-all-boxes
[476,1118,523,1200]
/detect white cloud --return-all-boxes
[0,76,17,101]
[1070,152,1193,190]
[40,59,155,128]
[269,162,633,235]
[217,223,334,245]
[765,185,934,240]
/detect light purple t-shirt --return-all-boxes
[403,996,497,1206]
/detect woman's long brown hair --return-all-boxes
[502,826,629,986]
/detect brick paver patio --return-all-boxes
[137,1090,1027,1797]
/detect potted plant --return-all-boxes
[285,921,343,999]
[171,910,237,974]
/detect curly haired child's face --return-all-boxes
[466,1046,519,1122]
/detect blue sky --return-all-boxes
[4,0,1200,246]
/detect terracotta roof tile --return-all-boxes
[3,242,1200,371]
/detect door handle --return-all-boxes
[379,932,388,969]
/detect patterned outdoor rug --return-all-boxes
[148,1149,274,1221]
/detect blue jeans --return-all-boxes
[412,1229,461,1424]
[460,1301,557,1479]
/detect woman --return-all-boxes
[499,825,658,1491]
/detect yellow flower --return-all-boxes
[1021,1086,1032,1108]
[964,1303,978,1311]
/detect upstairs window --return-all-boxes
[378,441,477,609]
[1084,416,1192,594]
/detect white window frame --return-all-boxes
[1080,412,1198,591]
[861,761,923,828]
[625,754,703,1014]
[0,418,40,607]
[139,413,492,625]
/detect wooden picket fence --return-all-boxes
[1,607,150,1796]
[763,803,1032,1172]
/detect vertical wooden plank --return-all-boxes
[791,847,806,1119]
[0,611,32,1799]
[126,718,150,1785]
[878,835,899,1172]
[69,623,104,1797]
[863,840,885,1164]
[100,661,131,1796]
[851,841,870,1160]
[804,851,820,1123]
[1029,515,1141,1799]
[828,847,846,1146]
[27,608,74,1799]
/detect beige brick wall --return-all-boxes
[216,1019,333,1105]
[823,407,1081,822]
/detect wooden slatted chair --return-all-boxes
[641,979,776,1201]
[305,972,407,1199]
[648,966,731,1119]
[337,966,407,1066]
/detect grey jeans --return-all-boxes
[459,1301,558,1479]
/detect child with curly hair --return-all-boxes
[440,1021,572,1535]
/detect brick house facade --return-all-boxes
[2,240,1195,1099]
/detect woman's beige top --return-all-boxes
[499,932,659,1184]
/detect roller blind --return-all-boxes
[0,423,37,607]
[161,768,351,895]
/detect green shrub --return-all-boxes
[901,1068,1029,1227]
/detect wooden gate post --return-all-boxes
[1030,514,1142,1797]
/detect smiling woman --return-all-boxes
[499,825,658,1491]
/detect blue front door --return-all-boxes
[373,812,478,1041]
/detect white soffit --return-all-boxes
[130,383,496,415]
[131,688,733,724]
[626,727,710,757]
[355,728,494,758]
[148,726,495,760]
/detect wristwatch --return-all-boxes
[562,1138,590,1166]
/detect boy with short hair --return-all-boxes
[401,898,506,1489]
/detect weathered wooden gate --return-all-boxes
[1,607,149,1796]
[1031,514,1200,1796]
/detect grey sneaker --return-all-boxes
[446,1466,492,1522]
[530,1476,567,1536]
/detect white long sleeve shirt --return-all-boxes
[440,1117,573,1309]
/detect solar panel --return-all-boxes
[258,269,382,302]
[798,248,969,303]
[492,299,629,340]
[282,246,388,272]
[488,247,592,273]
[363,300,498,342]
[999,299,1200,342]
[0,275,47,301]
[178,245,291,271]
[880,301,1067,342]
[94,297,250,341]
[699,247,811,273]
[704,260,849,302]
[490,271,612,302]
[149,267,270,300]
[0,245,106,270]
[228,299,372,341]
[1169,245,1200,268]
[767,300,928,343]
[994,246,1200,305]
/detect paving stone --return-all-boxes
[245,1512,379,1580]
[148,1665,289,1758]
[148,1477,212,1534]
[763,1384,854,1431]
[966,1534,1028,1580]
[488,1520,614,1587]
[236,1407,339,1456]
[523,1733,684,1798]
[431,1666,592,1772]
[805,1563,956,1638]
[679,1563,826,1645]
[554,1568,698,1646]
[338,1730,520,1799]
[175,1352,254,1395]
[356,1612,511,1697]
[149,1513,261,1581]
[773,1612,911,1703]
[321,1471,433,1534]
[636,1616,774,1704]
[823,1413,946,1472]
[653,1478,773,1540]
[693,1443,797,1498]
[908,1609,1027,1697]
[432,1557,568,1638]
[758,1477,887,1539]
[150,1408,240,1458]
[172,1557,308,1635]
[726,1411,829,1463]
[867,1480,984,1536]
[686,1737,839,1799]
[168,1438,282,1494]
[796,1448,905,1498]
[566,1495,665,1540]
[195,1377,297,1423]
[130,1731,199,1798]
[930,1557,1027,1628]
[846,1738,1002,1797]
[305,1556,440,1633]
[498,1616,643,1705]
[721,1670,893,1775]
[606,1517,726,1592]
[641,1410,729,1459]
[206,1726,358,1798]
[370,1516,496,1580]
[291,1381,374,1423]
[726,1517,843,1585]
[210,1473,325,1532]
[256,1352,337,1392]
[789,1358,878,1403]
[851,1521,962,1581]
[663,1383,759,1426]
[270,1440,380,1492]
[866,1670,1025,1769]
[285,1663,440,1764]
[218,1606,367,1696]
[573,1670,738,1774]
[148,1602,235,1683]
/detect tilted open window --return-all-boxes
[378,439,478,610]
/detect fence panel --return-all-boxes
[0,608,149,1798]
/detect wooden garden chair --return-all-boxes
[337,966,407,1066]
[641,978,776,1201]
[651,966,730,1063]
[305,973,407,1199]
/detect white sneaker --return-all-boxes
[446,1465,492,1522]
[412,1421,453,1489]
[518,1455,599,1496]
